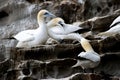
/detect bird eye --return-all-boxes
[44,12,49,15]
[58,21,64,26]
[58,21,62,24]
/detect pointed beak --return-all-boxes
[48,13,56,18]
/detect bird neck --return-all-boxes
[37,16,44,25]
[48,30,57,39]
[80,38,94,52]
[47,21,55,29]
[37,16,47,31]
[62,33,82,41]
[48,29,64,41]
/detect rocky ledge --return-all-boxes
[0,0,120,80]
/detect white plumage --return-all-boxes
[47,17,100,70]
[47,17,83,42]
[72,58,100,70]
[47,17,82,35]
[50,24,82,35]
[13,9,55,48]
[98,16,120,37]
[72,38,100,70]
[78,51,100,62]
[110,16,120,27]
[13,30,35,42]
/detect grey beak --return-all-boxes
[48,13,56,18]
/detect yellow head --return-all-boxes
[37,9,55,22]
[47,17,65,28]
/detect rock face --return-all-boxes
[0,0,120,80]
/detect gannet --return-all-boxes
[47,17,84,42]
[13,9,55,48]
[72,38,100,72]
[47,17,83,35]
[98,16,120,37]
[47,18,100,72]
[110,16,120,28]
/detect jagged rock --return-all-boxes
[19,76,37,80]
[83,34,120,53]
[5,69,21,80]
[0,45,6,61]
[1,0,120,80]
[1,0,120,47]
[98,34,120,52]
[70,73,120,80]
[2,50,120,79]
[74,9,120,33]
[57,0,82,23]
[70,73,101,80]
[13,59,77,79]
[46,58,77,78]
[9,34,120,61]
[0,59,14,79]
[8,43,119,78]
[10,44,82,61]
[4,33,120,79]
[95,52,120,77]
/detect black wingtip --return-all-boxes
[74,28,90,34]
[110,21,120,28]
[2,37,16,40]
[75,56,88,60]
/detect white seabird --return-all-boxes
[13,9,55,48]
[47,17,84,35]
[47,17,84,42]
[110,16,120,28]
[72,38,100,72]
[47,17,100,72]
[98,16,120,37]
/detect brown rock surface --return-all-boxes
[0,0,120,80]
